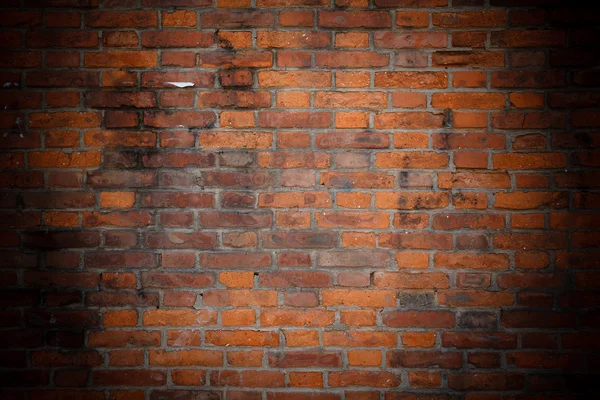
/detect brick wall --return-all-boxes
[1,0,599,398]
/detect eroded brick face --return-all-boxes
[1,0,599,398]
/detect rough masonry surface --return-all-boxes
[0,0,599,399]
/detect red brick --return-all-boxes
[318,11,391,28]
[375,32,447,48]
[93,370,166,386]
[453,31,486,47]
[328,371,400,388]
[492,29,566,47]
[375,72,448,88]
[86,11,157,27]
[149,350,222,366]
[433,11,506,27]
[27,31,98,48]
[85,51,157,67]
[258,31,330,48]
[316,52,389,68]
[201,11,274,27]
[162,10,196,27]
[383,311,455,328]
[449,373,524,391]
[143,310,216,327]
[492,71,566,88]
[279,11,313,26]
[143,72,213,88]
[198,51,272,68]
[206,330,279,347]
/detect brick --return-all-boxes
[268,351,340,368]
[88,331,160,347]
[348,350,382,367]
[394,50,428,68]
[85,51,157,68]
[328,371,400,388]
[375,0,447,6]
[258,192,331,208]
[493,153,567,169]
[260,271,331,287]
[375,32,447,48]
[279,10,313,26]
[387,350,462,368]
[432,93,505,110]
[143,72,213,88]
[376,72,447,89]
[142,31,213,48]
[396,11,429,27]
[448,373,524,391]
[0,51,41,68]
[492,71,566,88]
[204,290,276,306]
[258,31,330,48]
[492,30,566,47]
[494,192,568,210]
[384,311,455,328]
[261,309,334,327]
[227,351,263,367]
[103,70,136,87]
[162,10,196,27]
[198,51,272,68]
[85,92,156,108]
[219,70,252,88]
[259,152,330,169]
[30,112,101,129]
[433,11,506,27]
[259,71,330,87]
[318,11,391,28]
[376,152,449,168]
[438,290,514,307]
[201,11,274,27]
[324,331,397,347]
[335,32,369,48]
[144,111,215,128]
[149,350,222,366]
[143,310,216,327]
[0,11,43,27]
[336,71,370,88]
[201,253,271,269]
[510,92,545,108]
[219,31,253,49]
[284,330,319,348]
[317,251,389,268]
[434,51,505,68]
[322,289,395,307]
[315,92,386,109]
[321,172,394,189]
[453,31,486,47]
[288,372,323,388]
[317,212,388,229]
[335,112,369,128]
[27,31,98,48]
[93,370,166,386]
[375,192,449,209]
[402,332,436,348]
[199,91,269,108]
[374,271,449,289]
[86,11,157,27]
[316,52,389,68]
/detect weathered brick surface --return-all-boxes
[1,0,599,397]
